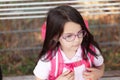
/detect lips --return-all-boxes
[74,44,79,47]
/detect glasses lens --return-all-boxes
[78,30,86,38]
[62,33,75,42]
[62,30,86,42]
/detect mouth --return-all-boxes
[74,44,79,47]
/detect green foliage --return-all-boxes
[0,52,38,76]
[102,47,120,71]
[0,47,120,76]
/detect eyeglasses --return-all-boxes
[62,30,87,42]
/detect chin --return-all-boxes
[72,47,79,51]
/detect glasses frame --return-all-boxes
[62,30,87,42]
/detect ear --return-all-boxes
[53,35,60,43]
[58,37,61,42]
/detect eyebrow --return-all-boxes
[63,30,82,34]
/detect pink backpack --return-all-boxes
[48,47,95,80]
[41,21,46,40]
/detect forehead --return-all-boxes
[63,21,82,33]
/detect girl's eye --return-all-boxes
[78,31,82,35]
[66,34,73,38]
[78,31,82,34]
[63,34,74,39]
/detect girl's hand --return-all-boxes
[83,64,104,80]
[83,68,99,80]
[56,70,74,80]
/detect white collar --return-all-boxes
[59,46,82,63]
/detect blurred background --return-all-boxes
[0,0,120,77]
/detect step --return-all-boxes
[3,70,120,80]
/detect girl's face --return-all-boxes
[59,21,84,51]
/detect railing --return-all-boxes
[0,0,120,20]
[0,0,120,51]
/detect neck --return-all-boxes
[60,47,77,59]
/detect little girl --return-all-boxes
[33,5,104,80]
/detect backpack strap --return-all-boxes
[56,48,64,77]
[48,58,56,80]
[48,48,64,80]
[87,45,96,67]
[48,49,60,80]
[48,46,95,80]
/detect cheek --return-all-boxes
[62,42,72,47]
[79,38,83,44]
[59,38,72,47]
[74,38,83,45]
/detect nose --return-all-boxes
[74,35,80,42]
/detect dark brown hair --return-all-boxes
[39,5,101,60]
